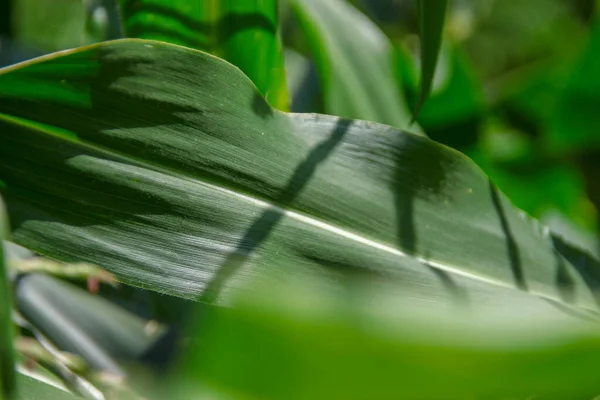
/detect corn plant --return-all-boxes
[1,0,600,399]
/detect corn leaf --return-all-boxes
[0,40,598,318]
[414,0,448,120]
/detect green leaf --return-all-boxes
[119,0,289,110]
[396,42,484,150]
[287,0,417,132]
[414,0,448,120]
[15,372,78,400]
[0,39,598,316]
[175,281,600,400]
[0,196,15,399]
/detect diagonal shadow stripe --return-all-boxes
[199,120,351,304]
[489,182,526,291]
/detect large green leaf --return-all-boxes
[414,0,448,119]
[0,39,598,316]
[287,0,416,131]
[119,0,289,110]
[0,196,15,399]
[175,280,600,400]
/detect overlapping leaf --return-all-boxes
[0,40,598,318]
[119,0,288,109]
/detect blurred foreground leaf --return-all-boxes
[119,0,289,109]
[176,281,600,400]
[0,40,598,318]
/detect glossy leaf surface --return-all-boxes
[119,0,289,109]
[0,40,598,316]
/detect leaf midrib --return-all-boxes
[0,110,586,311]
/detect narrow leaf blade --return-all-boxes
[414,0,448,120]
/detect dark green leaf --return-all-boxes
[119,0,289,110]
[0,40,598,317]
[414,0,448,120]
